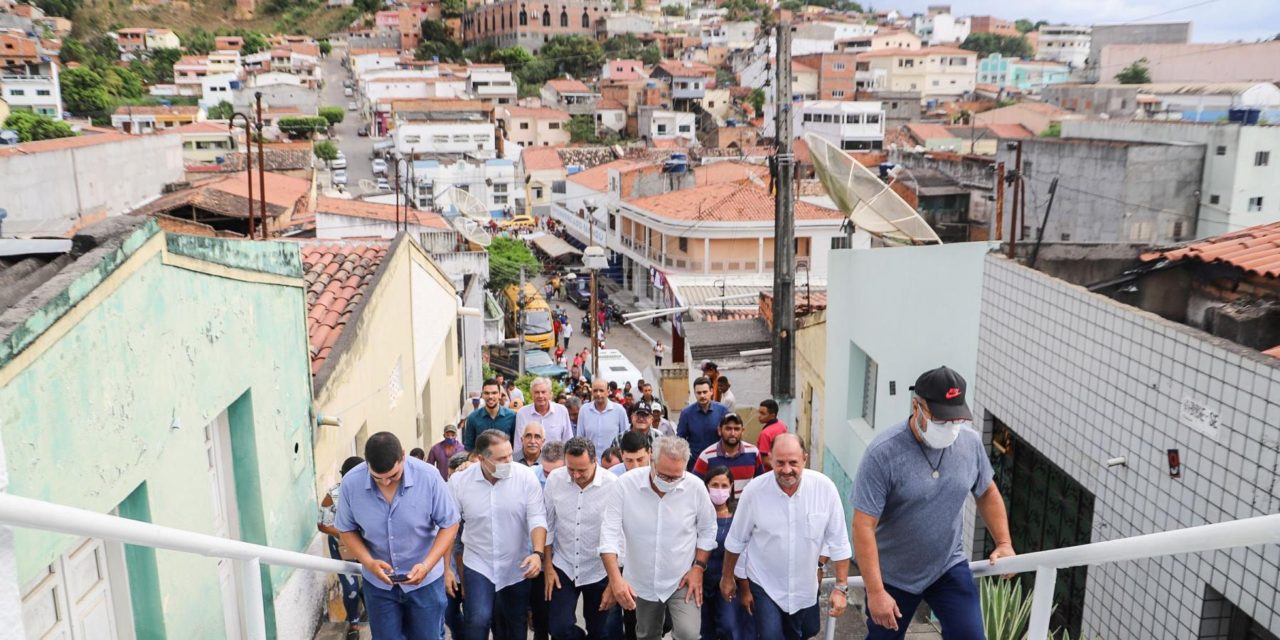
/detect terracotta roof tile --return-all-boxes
[503,106,572,121]
[315,197,449,229]
[568,158,647,191]
[906,122,955,140]
[300,241,391,375]
[546,78,591,93]
[1141,221,1280,278]
[626,183,842,222]
[521,146,567,172]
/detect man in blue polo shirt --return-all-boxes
[464,378,517,449]
[336,431,461,640]
[676,376,729,471]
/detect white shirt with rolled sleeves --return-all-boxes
[598,466,719,602]
[447,461,548,591]
[515,402,574,443]
[543,465,617,585]
[724,471,853,614]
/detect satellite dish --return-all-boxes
[803,133,941,245]
[451,215,493,248]
[438,186,491,222]
[746,170,767,189]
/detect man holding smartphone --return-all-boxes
[337,432,461,640]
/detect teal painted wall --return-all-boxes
[0,235,316,638]
[118,482,165,640]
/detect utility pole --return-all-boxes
[1007,141,1023,259]
[588,208,600,380]
[994,161,1005,241]
[254,92,267,239]
[1028,177,1058,269]
[770,20,796,408]
[228,113,255,239]
[518,265,527,377]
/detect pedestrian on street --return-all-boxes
[554,314,562,345]
[716,376,737,413]
[653,340,665,367]
[599,436,719,640]
[543,437,623,640]
[721,434,852,640]
[447,429,548,640]
[426,424,465,479]
[562,319,574,349]
[335,432,460,640]
[700,466,753,640]
[853,367,1016,639]
[517,422,546,467]
[317,456,367,636]
[577,378,629,462]
[463,378,517,450]
[756,399,789,471]
[608,406,658,451]
[515,377,574,443]
[676,377,729,472]
[691,413,765,496]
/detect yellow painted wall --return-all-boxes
[795,310,827,469]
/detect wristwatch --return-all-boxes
[532,551,545,560]
[692,559,708,571]
[833,584,849,595]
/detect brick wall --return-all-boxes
[975,255,1280,638]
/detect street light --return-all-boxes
[582,198,608,380]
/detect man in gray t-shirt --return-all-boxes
[851,366,1015,639]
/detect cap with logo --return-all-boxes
[911,366,973,421]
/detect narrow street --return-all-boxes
[320,42,376,196]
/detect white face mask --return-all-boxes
[652,471,683,493]
[489,461,513,479]
[921,420,969,449]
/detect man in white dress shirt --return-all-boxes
[543,437,622,639]
[447,429,548,640]
[516,377,574,443]
[578,378,629,461]
[719,434,852,640]
[599,436,718,640]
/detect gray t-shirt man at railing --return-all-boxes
[851,366,1015,640]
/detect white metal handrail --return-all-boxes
[823,512,1280,640]
[0,493,360,640]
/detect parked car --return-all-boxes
[375,177,391,192]
[346,101,358,111]
[332,170,348,186]
[566,277,607,310]
[356,126,369,137]
[331,154,347,170]
[498,214,535,229]
[487,346,567,380]
[371,158,388,175]
[343,87,353,97]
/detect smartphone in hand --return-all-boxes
[389,573,410,583]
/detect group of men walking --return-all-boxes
[327,366,1015,640]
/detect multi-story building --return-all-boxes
[173,55,209,97]
[1061,119,1280,238]
[0,31,61,119]
[1036,24,1091,70]
[170,121,237,165]
[909,8,970,45]
[977,54,1071,94]
[793,100,885,151]
[408,157,517,213]
[207,50,242,76]
[241,49,322,89]
[461,0,611,55]
[637,107,695,143]
[110,105,204,135]
[1094,41,1280,85]
[541,77,597,115]
[994,136,1204,244]
[500,106,571,148]
[114,27,181,53]
[466,65,517,106]
[859,46,977,103]
[1043,82,1280,122]
[391,99,497,158]
[601,58,647,80]
[1085,22,1190,83]
[793,52,861,100]
[650,59,716,107]
[837,28,922,53]
[969,15,1019,37]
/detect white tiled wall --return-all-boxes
[975,255,1280,638]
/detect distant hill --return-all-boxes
[67,0,357,40]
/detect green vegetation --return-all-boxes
[1040,122,1061,138]
[319,106,346,127]
[603,34,659,66]
[3,111,76,142]
[1014,19,1048,34]
[277,115,329,138]
[416,19,463,62]
[318,40,332,56]
[980,577,1034,640]
[661,5,684,16]
[960,33,1034,59]
[487,236,542,291]
[566,114,600,144]
[313,139,339,166]
[747,87,765,117]
[1115,58,1151,84]
[60,66,113,114]
[208,101,235,120]
[184,28,271,56]
[441,0,467,18]
[801,0,862,10]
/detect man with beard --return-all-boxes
[719,434,851,640]
[464,378,517,449]
[691,413,764,496]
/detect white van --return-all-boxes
[596,349,644,398]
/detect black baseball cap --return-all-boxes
[911,366,972,421]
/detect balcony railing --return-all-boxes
[0,492,359,640]
[822,512,1280,640]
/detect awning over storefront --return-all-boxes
[531,234,582,261]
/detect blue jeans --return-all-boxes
[548,567,622,640]
[700,576,752,640]
[748,581,819,640]
[463,566,531,640]
[326,536,363,624]
[362,579,447,640]
[864,561,984,640]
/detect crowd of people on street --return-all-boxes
[319,365,1015,640]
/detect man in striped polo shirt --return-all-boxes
[692,413,765,496]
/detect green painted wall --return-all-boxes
[118,482,166,640]
[0,235,316,638]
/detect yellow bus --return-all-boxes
[501,283,555,350]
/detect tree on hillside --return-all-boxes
[747,87,765,117]
[4,112,76,142]
[319,106,345,126]
[185,28,216,55]
[313,140,339,167]
[278,116,330,138]
[960,33,1033,59]
[441,0,467,18]
[487,236,542,291]
[103,66,146,100]
[1014,18,1048,34]
[416,19,463,61]
[566,114,600,144]
[489,47,533,69]
[640,43,661,65]
[147,48,183,83]
[60,66,113,114]
[241,31,269,55]
[603,34,644,59]
[539,36,604,80]
[1115,58,1151,84]
[208,101,235,120]
[319,40,332,56]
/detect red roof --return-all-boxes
[503,106,572,121]
[1141,221,1280,278]
[982,123,1035,139]
[0,132,134,157]
[568,158,646,191]
[521,146,566,172]
[546,78,591,94]
[169,121,236,135]
[627,182,841,222]
[906,122,956,141]
[301,242,391,375]
[315,197,448,229]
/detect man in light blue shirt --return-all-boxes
[337,432,461,640]
[677,376,729,471]
[577,379,628,462]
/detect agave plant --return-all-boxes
[980,577,1034,640]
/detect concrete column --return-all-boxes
[757,237,764,273]
[0,432,27,638]
[703,238,710,274]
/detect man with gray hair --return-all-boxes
[599,436,718,640]
[517,377,574,442]
[534,440,566,487]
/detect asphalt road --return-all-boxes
[320,44,377,196]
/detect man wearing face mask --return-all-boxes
[599,436,719,640]
[427,424,465,479]
[447,429,549,640]
[851,366,1015,640]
